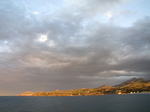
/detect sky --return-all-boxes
[0,0,150,96]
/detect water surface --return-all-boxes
[0,94,150,112]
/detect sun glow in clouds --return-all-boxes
[35,34,56,47]
[33,11,40,15]
[104,11,113,19]
[38,34,48,42]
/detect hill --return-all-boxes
[17,91,35,96]
[17,78,150,96]
[114,78,148,87]
[98,85,113,89]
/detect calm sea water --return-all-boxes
[0,94,150,112]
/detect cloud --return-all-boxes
[124,17,150,50]
[64,0,120,15]
[0,0,150,95]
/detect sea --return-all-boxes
[0,94,150,112]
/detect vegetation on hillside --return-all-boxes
[18,78,150,96]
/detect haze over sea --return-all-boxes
[0,94,150,112]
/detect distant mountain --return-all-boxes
[114,78,148,87]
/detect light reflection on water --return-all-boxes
[0,94,150,112]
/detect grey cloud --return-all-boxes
[124,17,150,51]
[113,56,150,73]
[64,0,121,16]
[0,1,26,40]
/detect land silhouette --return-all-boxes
[18,78,150,96]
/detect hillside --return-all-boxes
[114,78,148,87]
[17,78,150,96]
